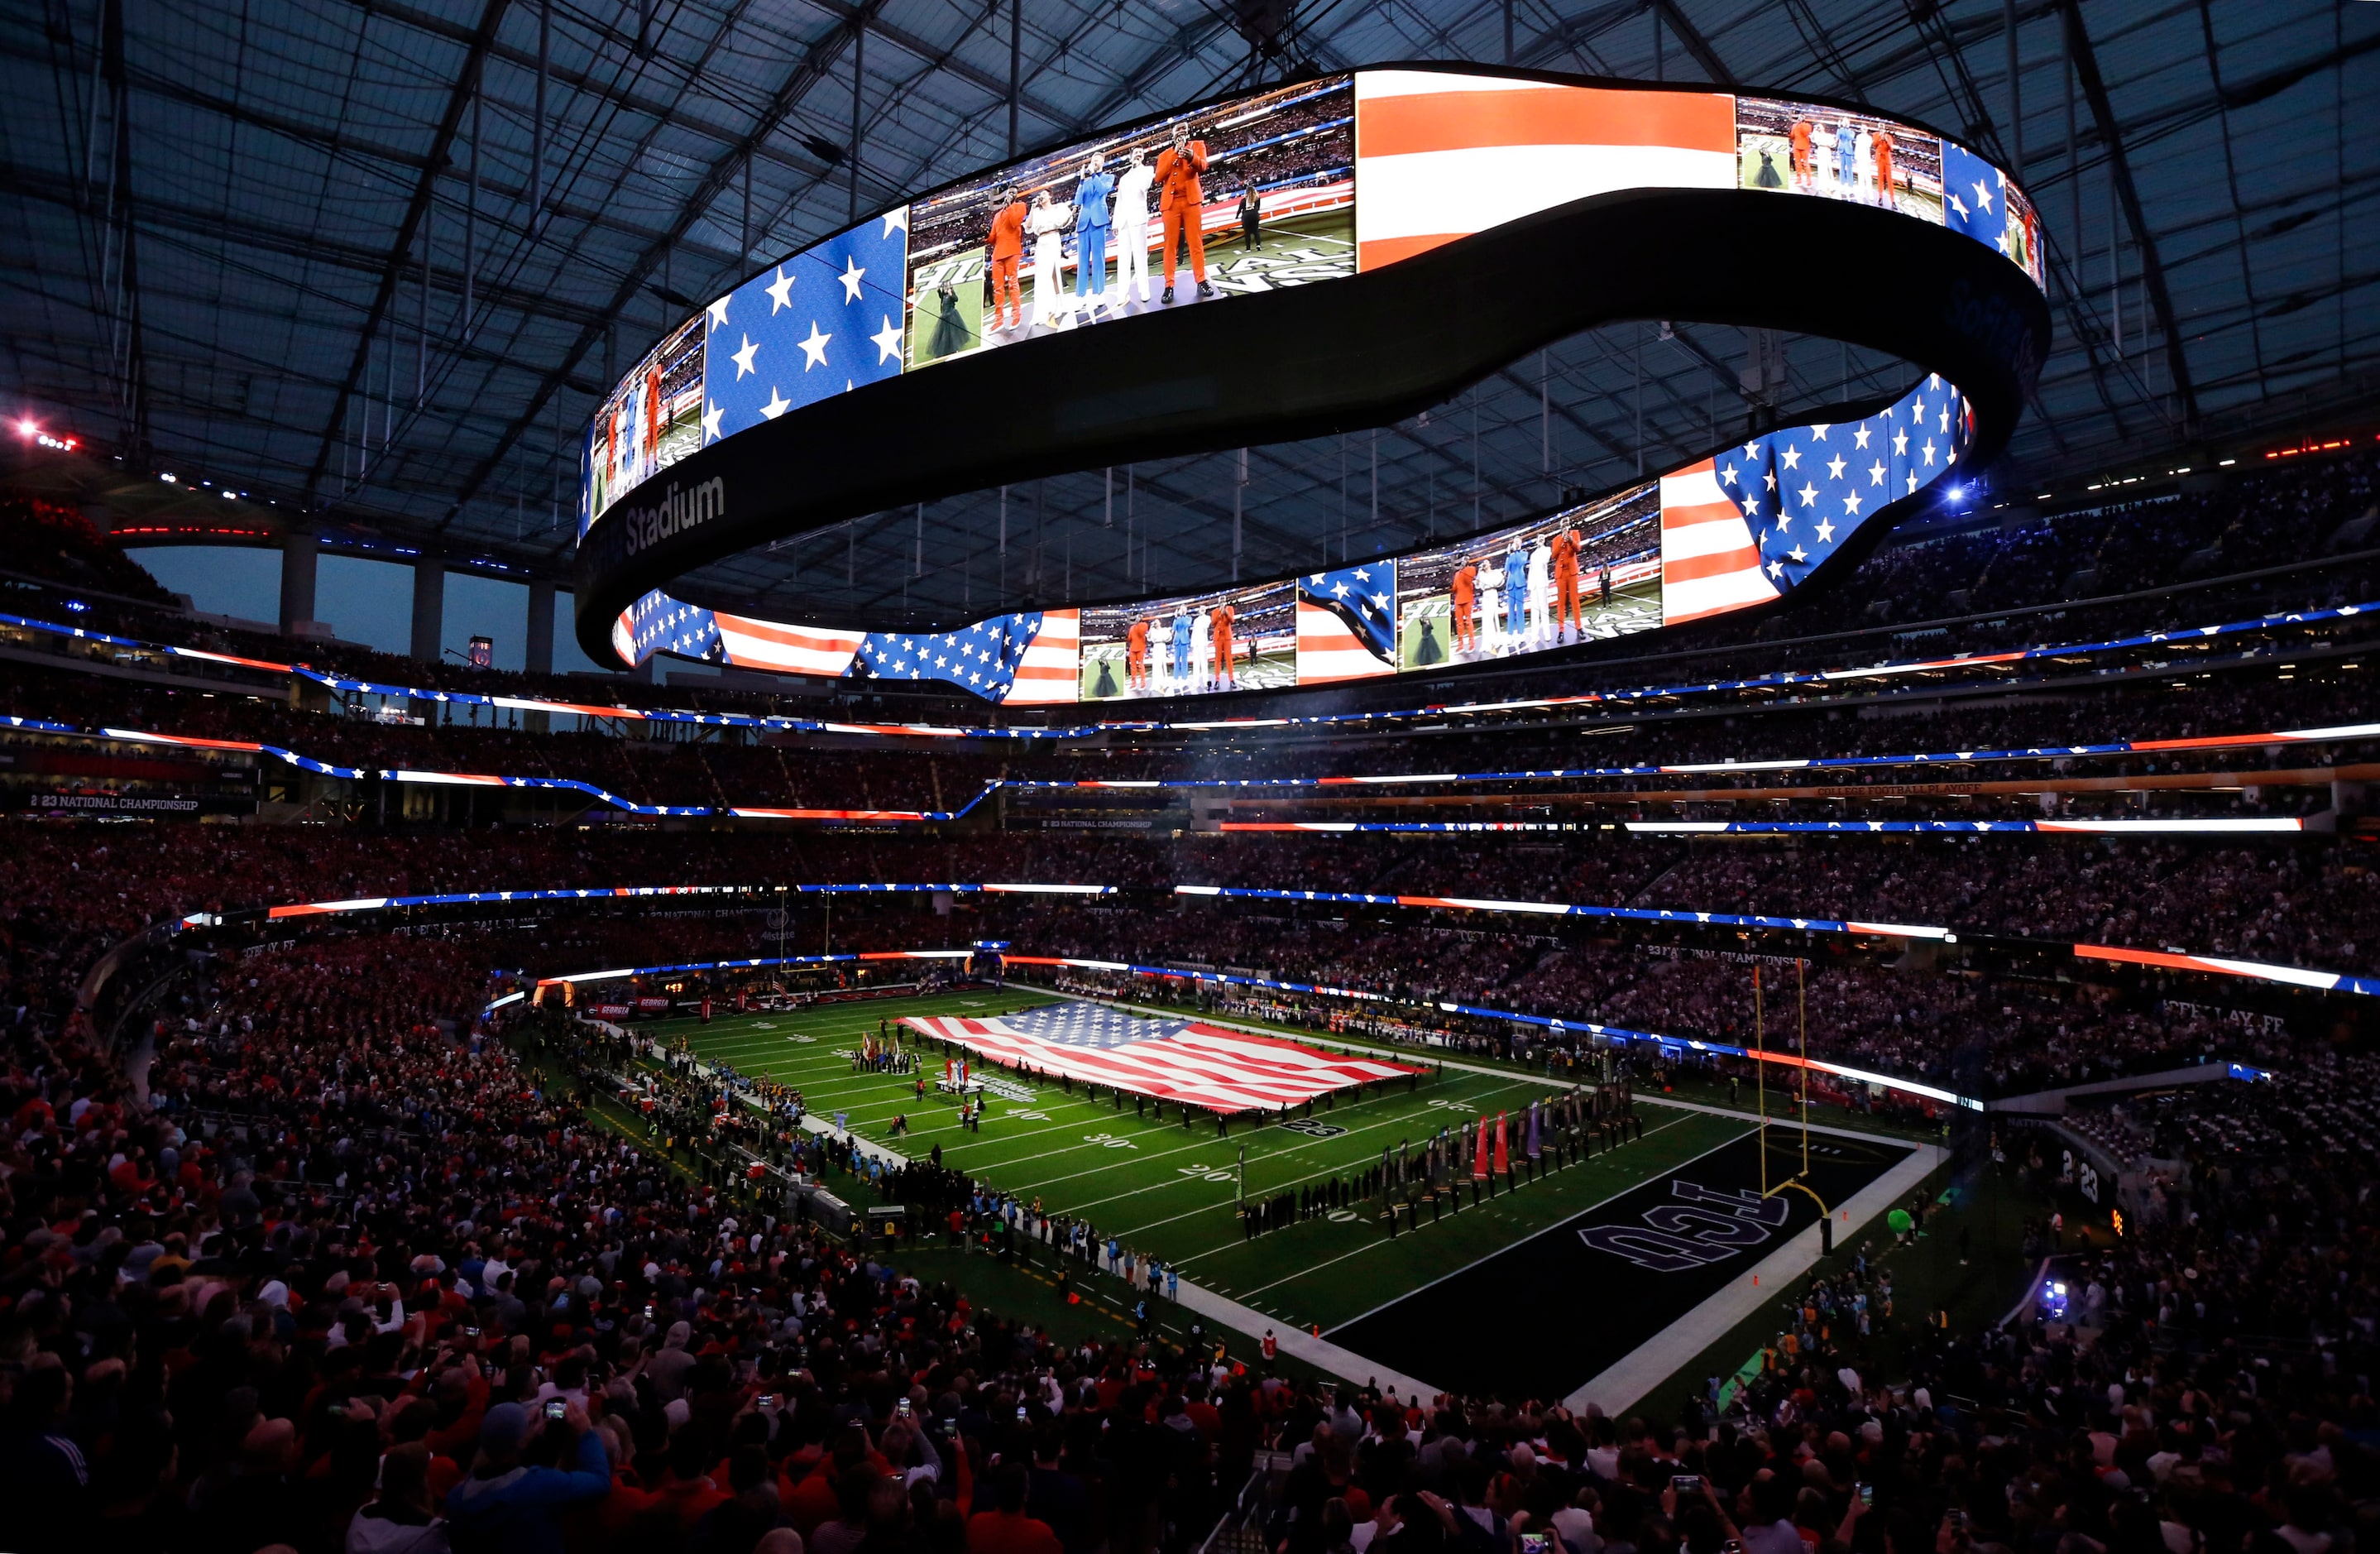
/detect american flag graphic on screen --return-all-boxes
[716,612,866,677]
[615,589,724,665]
[1707,377,1968,601]
[1664,377,1969,624]
[903,1000,1424,1113]
[701,211,910,444]
[1659,458,1778,626]
[1353,70,1736,271]
[1295,563,1398,683]
[852,610,1078,703]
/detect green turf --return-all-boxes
[653,990,1755,1339]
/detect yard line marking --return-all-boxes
[1188,1111,1711,1289]
[984,1077,1553,1194]
[1087,1080,1549,1223]
[1319,1123,1746,1331]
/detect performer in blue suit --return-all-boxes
[1169,608,1194,689]
[1073,155,1116,317]
[1501,540,1530,655]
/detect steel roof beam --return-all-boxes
[1645,0,1735,84]
[2061,0,2198,431]
[300,0,512,501]
[437,1,891,531]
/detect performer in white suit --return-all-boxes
[1526,536,1554,649]
[1189,604,1214,692]
[1110,148,1156,306]
[1027,191,1071,328]
[1478,559,1506,655]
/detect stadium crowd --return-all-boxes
[0,905,2373,1554]
[0,811,2368,1106]
[3,658,2376,822]
[0,453,2373,1554]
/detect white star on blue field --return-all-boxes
[700,208,910,444]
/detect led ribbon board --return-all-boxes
[576,65,2049,700]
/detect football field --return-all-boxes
[655,988,1920,1400]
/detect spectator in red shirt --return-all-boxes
[968,1464,1064,1554]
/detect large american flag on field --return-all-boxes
[903,1000,1424,1113]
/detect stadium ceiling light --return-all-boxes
[576,63,2047,707]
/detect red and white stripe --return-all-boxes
[268,898,392,919]
[493,694,647,720]
[100,728,266,753]
[171,648,296,673]
[1353,70,1736,271]
[1004,609,1080,704]
[903,1014,1423,1113]
[2037,818,2306,835]
[1295,600,1396,684]
[2073,943,2366,994]
[726,805,931,822]
[714,612,867,678]
[1660,458,1779,625]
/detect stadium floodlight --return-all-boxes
[574,63,2048,704]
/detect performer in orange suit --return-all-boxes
[987,187,1028,332]
[1449,561,1478,655]
[640,367,662,475]
[1549,527,1583,640]
[1125,616,1151,693]
[1155,131,1216,305]
[1209,599,1237,690]
[1789,118,1815,192]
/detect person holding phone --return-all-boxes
[1656,1474,1741,1554]
[443,1399,611,1554]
